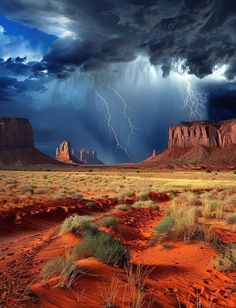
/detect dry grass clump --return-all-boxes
[21,185,34,194]
[59,214,98,236]
[215,245,236,271]
[132,200,157,209]
[99,216,119,228]
[71,232,130,268]
[154,205,211,242]
[40,256,81,288]
[225,213,236,224]
[115,204,129,211]
[34,187,52,194]
[178,191,202,206]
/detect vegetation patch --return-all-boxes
[99,216,119,228]
[215,245,236,271]
[154,205,211,242]
[40,256,81,288]
[72,231,130,267]
[59,214,98,236]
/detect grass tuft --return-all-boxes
[59,214,98,236]
[72,232,130,267]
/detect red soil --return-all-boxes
[0,197,235,307]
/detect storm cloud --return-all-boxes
[0,0,235,79]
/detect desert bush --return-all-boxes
[215,245,236,271]
[215,202,224,219]
[115,204,128,211]
[59,214,98,236]
[72,193,84,200]
[86,201,97,209]
[21,185,34,194]
[34,187,52,194]
[154,205,208,242]
[155,216,175,234]
[202,200,218,217]
[40,256,81,288]
[132,200,157,209]
[72,232,130,267]
[53,192,66,200]
[225,213,236,224]
[99,216,119,228]
[138,192,149,201]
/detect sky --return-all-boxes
[0,0,235,163]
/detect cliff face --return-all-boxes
[56,141,82,164]
[144,119,236,167]
[0,117,57,165]
[169,119,236,149]
[0,117,34,147]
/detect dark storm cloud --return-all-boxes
[0,0,235,80]
[0,57,47,102]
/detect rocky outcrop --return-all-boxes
[72,149,103,164]
[0,117,57,165]
[0,117,34,147]
[144,119,236,167]
[169,119,236,149]
[56,141,83,164]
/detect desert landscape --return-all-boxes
[0,1,236,307]
[0,117,235,308]
[0,169,235,307]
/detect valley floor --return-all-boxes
[0,170,235,307]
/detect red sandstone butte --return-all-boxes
[56,140,83,164]
[0,117,34,147]
[73,149,103,164]
[169,119,236,149]
[0,117,57,165]
[144,119,236,166]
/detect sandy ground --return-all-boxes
[0,170,235,307]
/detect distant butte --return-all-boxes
[56,141,103,165]
[144,119,236,167]
[0,117,57,165]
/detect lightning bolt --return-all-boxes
[183,80,207,121]
[86,73,132,158]
[100,83,135,149]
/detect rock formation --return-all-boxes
[0,117,34,147]
[56,141,83,164]
[144,119,236,167]
[75,149,103,164]
[0,117,57,165]
[169,119,236,149]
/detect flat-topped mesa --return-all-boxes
[0,117,34,147]
[73,149,103,164]
[168,119,236,149]
[56,140,81,164]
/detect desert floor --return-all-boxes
[0,169,235,307]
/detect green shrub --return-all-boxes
[72,232,129,267]
[155,216,175,234]
[59,214,98,236]
[40,256,81,288]
[53,192,66,200]
[72,193,84,200]
[86,201,97,209]
[154,205,206,242]
[99,216,119,228]
[138,193,148,201]
[226,213,236,224]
